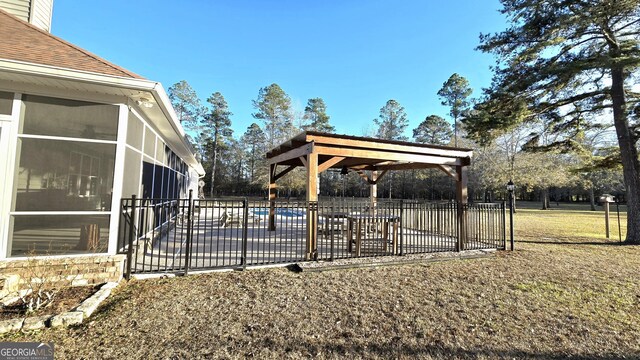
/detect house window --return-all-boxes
[9,95,118,257]
[68,152,101,197]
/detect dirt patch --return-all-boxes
[0,285,98,321]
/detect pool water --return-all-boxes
[252,208,305,217]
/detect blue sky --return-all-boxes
[53,0,507,138]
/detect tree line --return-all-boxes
[168,0,639,244]
[167,76,623,210]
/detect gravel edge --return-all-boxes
[297,249,497,272]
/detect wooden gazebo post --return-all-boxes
[305,152,318,260]
[370,170,378,213]
[268,163,276,231]
[355,169,386,214]
[456,165,469,251]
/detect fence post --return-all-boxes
[399,200,404,256]
[502,201,507,250]
[242,198,249,270]
[456,202,463,252]
[330,200,335,261]
[125,195,137,280]
[313,201,319,260]
[184,190,193,276]
[306,201,319,261]
[509,193,514,251]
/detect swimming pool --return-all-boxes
[252,208,306,217]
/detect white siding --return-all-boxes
[0,0,53,32]
[0,0,30,22]
[29,0,52,32]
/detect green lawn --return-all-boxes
[514,201,627,242]
[4,202,639,359]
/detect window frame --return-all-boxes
[6,93,122,258]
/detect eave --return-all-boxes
[0,58,205,176]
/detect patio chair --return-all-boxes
[219,210,260,227]
[219,211,241,228]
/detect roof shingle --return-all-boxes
[0,8,142,79]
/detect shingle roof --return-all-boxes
[0,8,142,79]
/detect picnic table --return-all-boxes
[346,214,400,256]
[319,212,349,235]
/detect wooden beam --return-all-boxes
[299,156,307,168]
[347,162,387,170]
[273,165,296,181]
[352,163,459,172]
[437,165,458,180]
[306,133,473,159]
[354,168,389,185]
[371,163,440,171]
[317,156,345,173]
[267,143,314,165]
[355,170,374,184]
[374,169,389,184]
[265,137,307,158]
[348,161,398,170]
[314,145,465,166]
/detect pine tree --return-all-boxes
[241,123,266,183]
[252,84,295,148]
[437,73,472,147]
[467,0,640,244]
[374,100,409,141]
[201,92,232,197]
[413,115,453,145]
[302,98,335,133]
[168,80,202,133]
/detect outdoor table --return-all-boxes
[346,214,400,256]
[320,212,349,235]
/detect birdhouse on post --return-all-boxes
[599,194,615,239]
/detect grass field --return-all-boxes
[514,201,628,242]
[4,202,639,359]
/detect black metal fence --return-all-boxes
[119,194,506,278]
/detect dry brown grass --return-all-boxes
[5,203,640,359]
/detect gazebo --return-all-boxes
[266,131,473,260]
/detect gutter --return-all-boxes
[0,58,205,175]
[0,59,158,90]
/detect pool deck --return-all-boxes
[129,206,502,273]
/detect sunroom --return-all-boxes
[0,9,204,280]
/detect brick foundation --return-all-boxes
[0,254,125,296]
